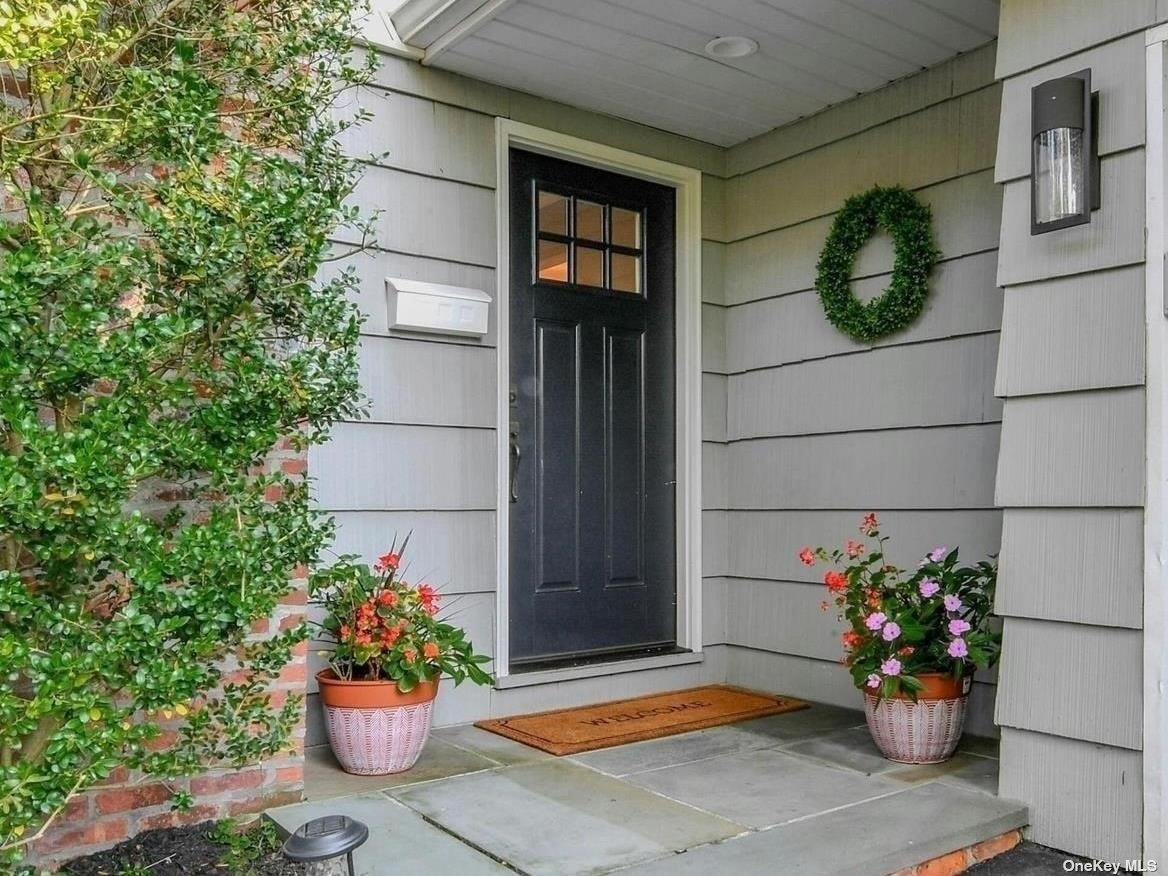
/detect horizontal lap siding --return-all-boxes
[998,728,1142,864]
[357,338,496,426]
[729,334,1001,438]
[307,53,729,724]
[312,423,496,510]
[727,43,997,177]
[725,170,1003,306]
[729,426,1001,510]
[725,86,1000,240]
[994,267,1145,397]
[994,388,1145,507]
[996,508,1143,628]
[994,32,1146,183]
[726,251,1003,373]
[995,618,1142,749]
[727,510,1004,585]
[328,510,497,592]
[996,150,1146,287]
[719,49,1005,724]
[991,12,1150,862]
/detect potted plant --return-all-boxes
[311,539,492,775]
[799,513,1000,763]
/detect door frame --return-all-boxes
[493,118,703,681]
[1144,25,1168,864]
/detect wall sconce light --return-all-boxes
[1031,69,1100,234]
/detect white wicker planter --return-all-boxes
[863,673,972,764]
[322,699,434,775]
[316,670,437,776]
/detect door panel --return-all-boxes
[535,319,580,594]
[509,148,676,666]
[605,327,645,589]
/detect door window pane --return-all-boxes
[576,200,605,241]
[610,253,641,294]
[538,191,568,235]
[538,239,568,282]
[575,245,604,287]
[534,188,644,294]
[611,207,641,249]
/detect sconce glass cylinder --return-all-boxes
[1033,125,1084,225]
[1031,69,1096,234]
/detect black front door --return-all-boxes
[508,148,676,667]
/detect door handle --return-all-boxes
[509,421,521,503]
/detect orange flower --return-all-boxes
[842,630,862,649]
[375,552,401,572]
[417,583,440,616]
[824,570,847,593]
[403,648,417,662]
[423,642,440,659]
[355,631,372,646]
[338,624,351,638]
[377,589,397,607]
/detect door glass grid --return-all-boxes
[535,186,644,293]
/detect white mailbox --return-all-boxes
[386,277,491,338]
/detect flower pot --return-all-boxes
[316,669,438,775]
[862,672,971,764]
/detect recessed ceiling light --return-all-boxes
[704,36,758,59]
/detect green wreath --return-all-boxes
[814,185,940,343]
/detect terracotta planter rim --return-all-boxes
[315,668,439,708]
[861,671,971,702]
[315,667,437,685]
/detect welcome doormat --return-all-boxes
[474,685,808,755]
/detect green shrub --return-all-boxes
[0,0,374,860]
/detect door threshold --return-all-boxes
[494,648,703,690]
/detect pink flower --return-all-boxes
[948,618,971,636]
[948,638,968,658]
[943,594,963,612]
[880,658,902,676]
[799,546,815,566]
[860,513,878,535]
[864,612,887,631]
[918,578,940,598]
[881,622,901,642]
[928,546,949,563]
[866,673,882,689]
[846,540,865,558]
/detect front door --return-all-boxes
[508,148,677,668]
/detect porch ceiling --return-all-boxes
[393,0,1000,147]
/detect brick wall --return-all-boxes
[26,439,310,868]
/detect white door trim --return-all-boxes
[1144,26,1168,864]
[493,118,703,680]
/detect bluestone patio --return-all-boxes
[268,702,1025,875]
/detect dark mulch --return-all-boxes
[58,821,305,876]
[966,841,1096,874]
